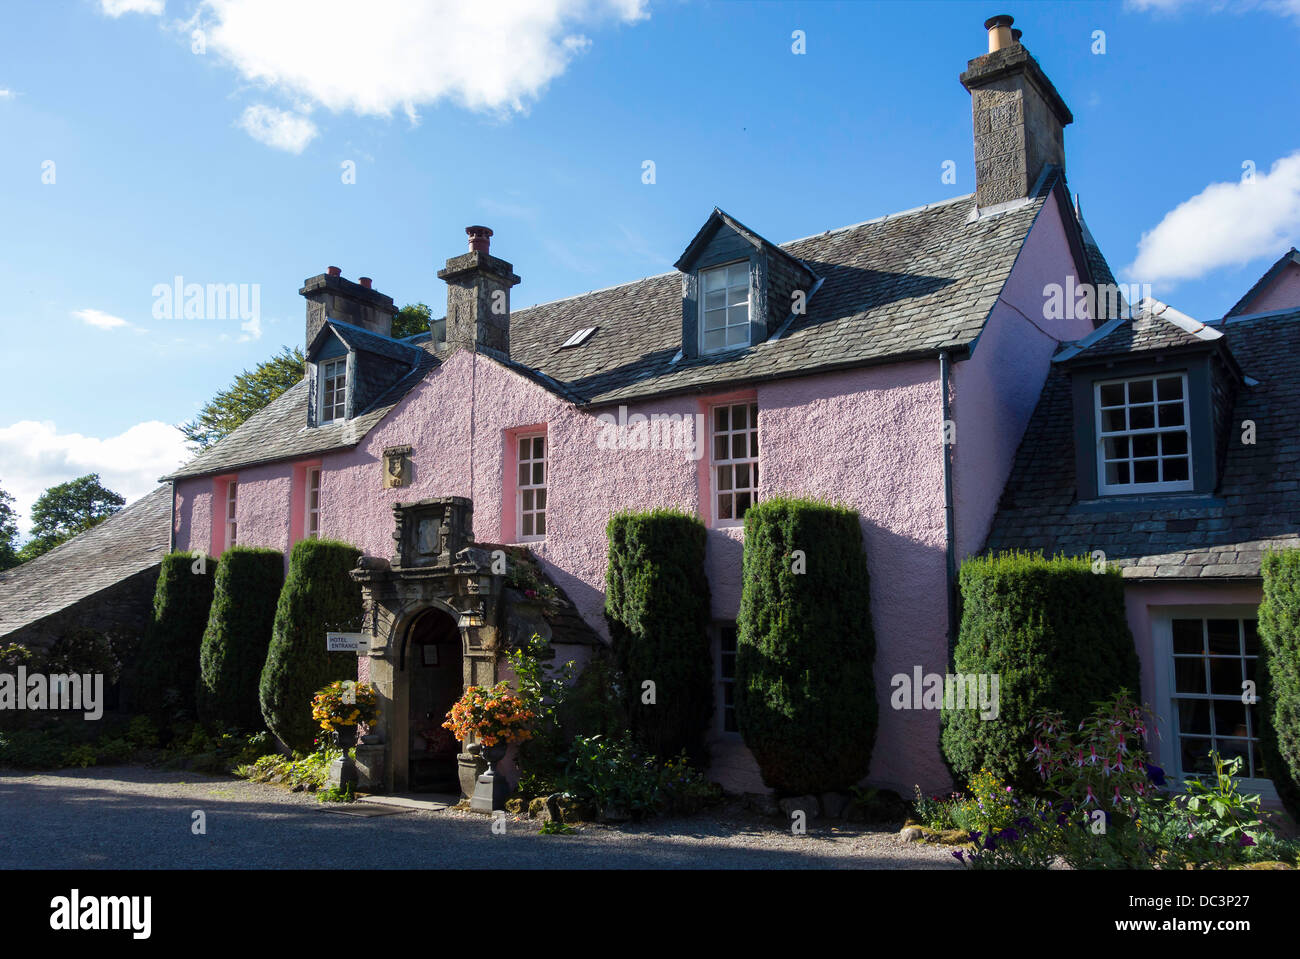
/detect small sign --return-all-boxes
[327,631,369,653]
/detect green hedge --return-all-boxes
[198,547,284,731]
[941,551,1140,790]
[1257,550,1300,819]
[604,509,712,761]
[136,551,217,723]
[734,497,877,795]
[259,538,363,752]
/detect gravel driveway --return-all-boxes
[0,767,958,869]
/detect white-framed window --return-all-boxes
[711,401,759,524]
[224,480,238,548]
[1151,607,1277,801]
[517,433,547,541]
[319,358,347,424]
[1095,373,1192,494]
[305,467,321,539]
[717,623,738,734]
[699,261,750,354]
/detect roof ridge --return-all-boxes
[514,193,979,316]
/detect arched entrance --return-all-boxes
[402,608,463,793]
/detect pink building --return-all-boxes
[162,20,1114,797]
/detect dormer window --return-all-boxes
[320,358,347,423]
[700,262,750,354]
[1095,373,1192,494]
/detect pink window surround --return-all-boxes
[289,460,324,544]
[211,474,238,555]
[503,425,548,544]
[697,390,759,528]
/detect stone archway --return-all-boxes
[399,607,462,792]
[351,497,504,795]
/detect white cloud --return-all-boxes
[73,308,132,331]
[1126,0,1300,17]
[0,420,187,539]
[237,104,318,153]
[1127,152,1300,286]
[199,0,648,123]
[238,314,262,341]
[0,90,13,100]
[99,0,165,16]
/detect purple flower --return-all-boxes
[952,850,965,863]
[1146,763,1167,786]
[1239,834,1256,847]
[999,827,1020,842]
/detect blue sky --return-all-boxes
[1,0,1298,532]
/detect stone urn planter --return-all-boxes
[457,745,487,800]
[327,725,359,790]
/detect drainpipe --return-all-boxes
[168,479,176,553]
[939,351,958,664]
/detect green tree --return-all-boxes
[137,551,218,726]
[604,510,712,761]
[940,552,1140,790]
[0,484,19,571]
[180,346,304,450]
[734,497,877,796]
[1257,549,1300,818]
[16,473,125,561]
[259,538,363,752]
[198,547,285,730]
[391,302,432,339]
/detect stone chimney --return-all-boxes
[437,226,520,357]
[960,15,1073,208]
[300,266,398,348]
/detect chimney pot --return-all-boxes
[1011,27,1023,43]
[984,14,1014,53]
[327,265,342,277]
[359,276,372,289]
[466,225,493,253]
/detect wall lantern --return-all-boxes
[458,606,485,629]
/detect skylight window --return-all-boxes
[561,326,597,348]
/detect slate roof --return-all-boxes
[0,485,172,638]
[511,180,1068,406]
[1055,301,1224,364]
[984,308,1300,579]
[165,349,438,480]
[312,319,428,366]
[166,171,1094,480]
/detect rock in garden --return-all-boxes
[744,792,780,817]
[527,797,552,821]
[779,795,820,819]
[819,791,849,819]
[899,825,926,842]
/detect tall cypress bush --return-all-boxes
[604,509,712,761]
[1256,550,1300,818]
[734,497,876,795]
[259,538,363,752]
[941,551,1140,790]
[136,551,217,723]
[198,546,284,730]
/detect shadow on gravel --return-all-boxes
[0,768,958,870]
